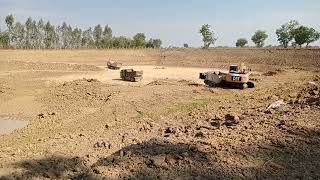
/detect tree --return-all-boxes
[0,14,163,50]
[132,33,146,48]
[251,30,268,47]
[14,22,25,48]
[305,28,320,47]
[30,20,38,49]
[292,26,320,47]
[58,22,72,49]
[0,29,9,48]
[153,39,162,48]
[5,14,14,47]
[146,39,153,48]
[60,23,66,48]
[44,21,56,48]
[93,24,102,48]
[113,36,131,48]
[5,14,14,29]
[292,26,309,47]
[71,28,82,49]
[102,25,113,48]
[183,43,189,48]
[36,19,45,49]
[25,17,33,48]
[103,25,112,39]
[276,20,299,48]
[0,28,3,47]
[146,38,162,48]
[82,27,94,48]
[235,38,248,47]
[199,24,217,48]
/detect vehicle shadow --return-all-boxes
[112,78,124,81]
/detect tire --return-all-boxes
[204,80,210,86]
[204,80,217,87]
[209,82,215,87]
[247,81,255,88]
[199,73,206,79]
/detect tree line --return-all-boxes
[199,20,320,48]
[0,14,162,49]
[1,14,319,49]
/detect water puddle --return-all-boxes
[0,117,28,135]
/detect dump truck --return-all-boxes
[200,63,255,89]
[120,69,143,82]
[107,61,122,70]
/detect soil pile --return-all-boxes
[294,82,319,106]
[42,79,115,109]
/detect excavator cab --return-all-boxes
[229,65,238,73]
[229,63,246,74]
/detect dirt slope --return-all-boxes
[0,48,319,70]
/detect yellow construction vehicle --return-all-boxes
[199,63,255,89]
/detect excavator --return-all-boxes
[199,63,255,89]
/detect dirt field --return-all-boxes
[0,49,319,179]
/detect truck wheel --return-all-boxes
[208,81,216,87]
[204,80,210,86]
[199,73,206,79]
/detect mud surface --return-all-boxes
[0,117,28,135]
[0,49,319,179]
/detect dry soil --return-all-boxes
[0,49,319,179]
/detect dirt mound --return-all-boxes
[147,79,203,87]
[262,69,285,76]
[147,80,175,86]
[263,71,278,76]
[40,79,116,111]
[178,80,203,87]
[91,139,215,179]
[293,82,320,106]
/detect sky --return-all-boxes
[0,0,319,47]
